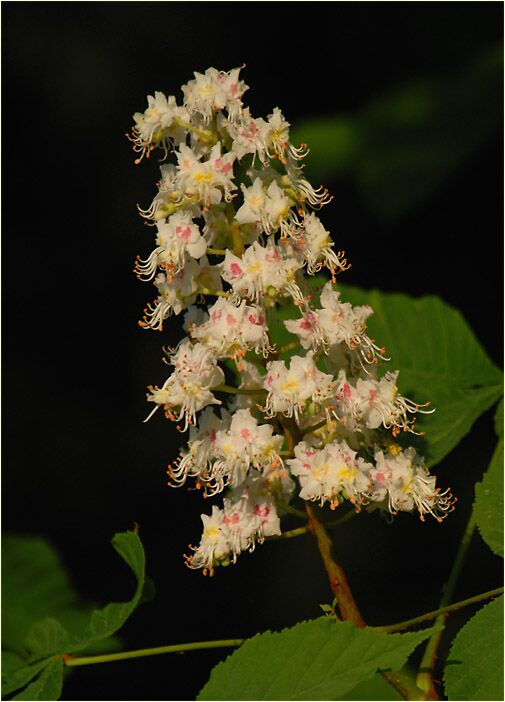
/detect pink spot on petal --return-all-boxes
[176,225,191,242]
[230,262,243,279]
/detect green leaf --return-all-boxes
[2,535,122,660]
[444,595,504,701]
[334,673,403,700]
[2,659,53,697]
[336,284,503,466]
[494,398,504,436]
[1,651,26,674]
[69,530,145,653]
[24,619,69,658]
[2,531,146,698]
[2,535,77,656]
[198,617,436,701]
[474,400,504,557]
[12,658,64,701]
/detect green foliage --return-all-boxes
[292,46,501,220]
[2,661,54,698]
[12,659,64,702]
[444,595,504,701]
[2,530,146,700]
[474,399,504,558]
[2,535,81,655]
[334,673,403,700]
[24,619,69,658]
[336,284,503,467]
[69,531,145,653]
[198,617,436,700]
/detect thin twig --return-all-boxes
[375,586,503,634]
[213,384,267,396]
[206,247,227,256]
[64,639,244,667]
[266,525,309,541]
[301,418,330,436]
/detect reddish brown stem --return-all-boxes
[305,503,366,628]
[305,502,425,700]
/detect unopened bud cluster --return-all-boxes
[129,67,455,575]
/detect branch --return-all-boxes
[64,639,244,667]
[305,503,429,700]
[305,503,365,627]
[375,586,503,634]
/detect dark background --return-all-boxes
[3,3,503,700]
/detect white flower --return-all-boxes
[176,142,236,206]
[190,298,271,359]
[235,178,267,227]
[288,440,372,509]
[330,369,432,436]
[286,282,387,366]
[370,448,455,521]
[221,241,303,303]
[236,178,293,236]
[135,212,207,280]
[137,164,186,222]
[262,107,290,162]
[263,352,336,421]
[318,283,375,353]
[168,407,230,488]
[265,180,292,235]
[331,369,363,431]
[222,495,259,558]
[146,340,224,429]
[239,480,282,539]
[182,67,248,124]
[210,409,284,493]
[214,66,249,123]
[139,258,200,330]
[284,309,326,351]
[302,213,349,275]
[355,371,432,435]
[186,475,282,574]
[229,108,269,162]
[128,93,189,163]
[185,506,230,575]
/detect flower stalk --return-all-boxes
[305,502,365,627]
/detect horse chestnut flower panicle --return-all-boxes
[129,66,455,574]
